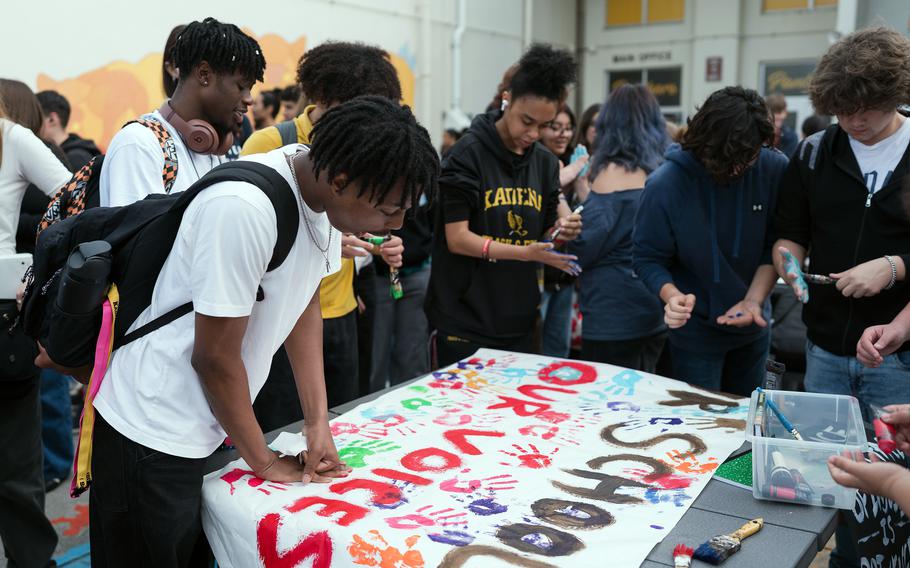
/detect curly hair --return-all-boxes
[171,18,265,85]
[682,86,773,184]
[509,44,577,102]
[310,96,439,209]
[589,84,669,178]
[296,42,401,105]
[809,26,910,116]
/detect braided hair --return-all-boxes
[297,42,401,104]
[310,96,438,209]
[170,18,265,84]
[682,86,774,184]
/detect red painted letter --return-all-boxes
[285,496,369,527]
[257,513,332,568]
[329,479,403,507]
[401,447,462,473]
[443,429,506,455]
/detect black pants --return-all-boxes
[435,330,534,369]
[0,378,57,568]
[580,332,667,374]
[89,413,207,568]
[253,310,360,430]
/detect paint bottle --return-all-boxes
[870,404,897,454]
[366,235,403,301]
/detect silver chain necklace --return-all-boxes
[285,152,333,272]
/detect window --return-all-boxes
[762,0,836,12]
[607,67,683,119]
[606,0,685,26]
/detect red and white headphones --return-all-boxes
[158,100,233,155]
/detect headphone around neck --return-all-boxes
[158,100,233,155]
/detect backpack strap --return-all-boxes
[117,160,300,348]
[275,120,298,146]
[129,118,179,193]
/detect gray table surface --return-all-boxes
[204,382,837,568]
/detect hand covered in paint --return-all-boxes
[664,293,695,329]
[827,449,910,500]
[302,420,352,483]
[777,246,809,303]
[341,233,372,259]
[716,299,767,328]
[525,242,581,276]
[559,155,589,186]
[370,234,404,268]
[552,213,583,243]
[856,320,910,367]
[831,256,898,298]
[878,405,910,453]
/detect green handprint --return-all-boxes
[338,439,401,468]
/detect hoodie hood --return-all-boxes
[471,110,536,174]
[665,145,711,180]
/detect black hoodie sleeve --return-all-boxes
[773,137,816,249]
[439,147,481,224]
[543,160,560,236]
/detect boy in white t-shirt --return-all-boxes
[772,26,910,568]
[86,97,440,566]
[100,18,265,207]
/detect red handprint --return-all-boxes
[385,506,468,529]
[499,444,559,469]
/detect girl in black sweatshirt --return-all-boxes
[425,44,583,367]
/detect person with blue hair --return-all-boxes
[568,84,668,372]
[633,86,788,394]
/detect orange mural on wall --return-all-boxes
[36,32,414,151]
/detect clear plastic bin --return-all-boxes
[745,390,867,509]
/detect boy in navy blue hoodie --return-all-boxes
[633,87,788,395]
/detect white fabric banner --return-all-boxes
[202,349,747,567]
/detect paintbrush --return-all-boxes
[693,518,763,565]
[673,544,694,567]
[756,388,803,441]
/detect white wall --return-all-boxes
[0,0,575,147]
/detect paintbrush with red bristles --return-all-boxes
[673,544,694,567]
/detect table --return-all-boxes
[204,382,837,568]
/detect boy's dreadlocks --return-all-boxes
[171,18,266,84]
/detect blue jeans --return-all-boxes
[669,333,770,396]
[804,339,910,421]
[540,286,573,358]
[40,368,73,480]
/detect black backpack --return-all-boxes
[19,160,299,369]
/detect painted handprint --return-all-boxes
[330,421,388,440]
[439,469,519,493]
[348,531,424,568]
[338,440,401,468]
[623,417,684,432]
[664,450,718,474]
[386,506,468,530]
[604,369,643,397]
[688,416,746,433]
[499,443,559,469]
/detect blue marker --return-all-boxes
[756,388,803,441]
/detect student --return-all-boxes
[83,96,439,566]
[252,88,280,130]
[279,85,301,121]
[0,83,71,568]
[100,18,264,207]
[425,44,583,367]
[574,102,601,151]
[569,84,669,372]
[36,89,101,170]
[162,24,186,98]
[241,41,405,426]
[538,104,586,358]
[773,27,910,418]
[766,93,798,158]
[634,86,787,395]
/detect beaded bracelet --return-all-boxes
[885,255,897,290]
